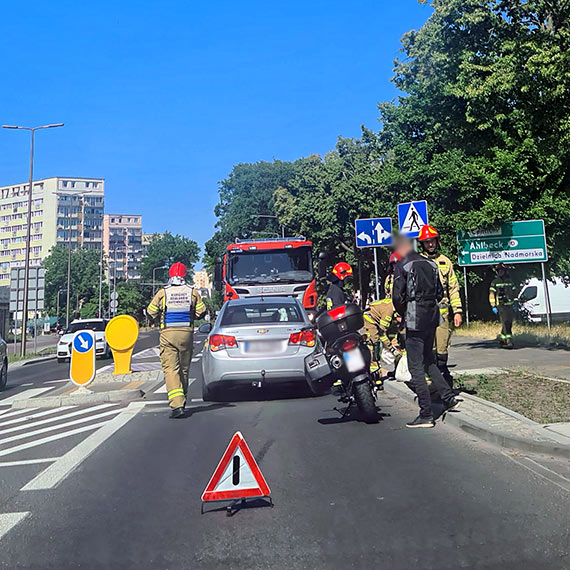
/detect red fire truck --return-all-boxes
[214,237,318,316]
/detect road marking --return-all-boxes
[0,409,121,446]
[154,378,195,395]
[22,402,144,491]
[0,512,30,541]
[0,423,105,458]
[0,458,58,467]
[0,387,53,405]
[502,452,570,493]
[21,383,33,387]
[45,379,68,384]
[191,357,201,362]
[0,407,39,419]
[0,406,75,428]
[0,404,115,435]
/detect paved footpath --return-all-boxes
[450,335,570,380]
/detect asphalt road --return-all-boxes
[1,333,570,569]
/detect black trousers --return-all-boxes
[498,305,514,339]
[406,328,455,418]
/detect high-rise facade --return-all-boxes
[103,214,143,281]
[0,177,104,287]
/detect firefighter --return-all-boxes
[326,262,352,310]
[419,224,463,387]
[147,262,207,418]
[383,251,401,299]
[363,258,403,377]
[489,263,517,349]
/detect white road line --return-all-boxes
[0,387,53,405]
[0,409,121,446]
[0,422,105,458]
[21,383,33,387]
[190,398,203,403]
[22,402,145,491]
[0,407,39,420]
[0,406,74,428]
[45,379,68,384]
[0,458,58,467]
[191,357,201,362]
[155,383,167,394]
[0,404,116,435]
[0,512,30,541]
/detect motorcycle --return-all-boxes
[304,303,379,423]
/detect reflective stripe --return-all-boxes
[363,313,375,324]
[195,301,206,311]
[379,319,391,327]
[168,389,185,400]
[148,303,159,311]
[379,335,389,342]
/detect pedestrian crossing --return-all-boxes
[0,403,124,461]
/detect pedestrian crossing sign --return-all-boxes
[202,431,271,503]
[70,330,96,387]
[397,200,429,238]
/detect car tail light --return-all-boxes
[340,338,358,352]
[289,330,316,347]
[328,306,346,320]
[209,334,238,352]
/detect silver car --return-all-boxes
[201,297,316,400]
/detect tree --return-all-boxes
[140,232,200,283]
[203,160,304,269]
[43,246,104,321]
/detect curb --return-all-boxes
[11,388,145,409]
[384,381,570,459]
[9,354,57,369]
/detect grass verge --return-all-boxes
[456,372,570,424]
[8,346,56,364]
[455,321,570,347]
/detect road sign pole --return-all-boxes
[463,266,470,327]
[540,263,551,334]
[373,248,380,300]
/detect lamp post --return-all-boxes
[152,265,169,295]
[249,214,285,238]
[55,288,66,326]
[2,123,64,356]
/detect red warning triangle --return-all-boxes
[201,431,271,502]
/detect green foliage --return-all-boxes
[115,281,147,321]
[140,232,200,282]
[43,246,105,321]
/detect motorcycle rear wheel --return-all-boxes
[353,381,378,423]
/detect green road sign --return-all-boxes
[456,220,547,266]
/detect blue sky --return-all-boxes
[0,0,432,260]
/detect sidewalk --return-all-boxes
[450,335,570,380]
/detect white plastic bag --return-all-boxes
[395,352,411,382]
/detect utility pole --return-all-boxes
[2,123,64,356]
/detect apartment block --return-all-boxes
[103,214,143,281]
[193,269,211,291]
[0,177,104,287]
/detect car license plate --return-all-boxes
[244,340,282,354]
[343,349,365,372]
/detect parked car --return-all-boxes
[201,297,317,401]
[57,319,111,363]
[518,278,570,323]
[0,335,7,391]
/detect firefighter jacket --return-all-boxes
[364,298,400,350]
[147,284,206,329]
[422,252,462,315]
[489,277,517,307]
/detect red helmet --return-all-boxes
[418,225,440,242]
[332,262,353,281]
[389,252,402,264]
[169,262,187,278]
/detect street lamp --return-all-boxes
[2,123,64,356]
[250,214,285,238]
[55,288,66,326]
[152,265,169,295]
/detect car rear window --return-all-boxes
[221,303,304,326]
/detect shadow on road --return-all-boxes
[208,383,316,403]
[318,407,390,425]
[182,402,234,418]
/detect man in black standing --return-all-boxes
[392,236,461,428]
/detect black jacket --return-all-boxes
[326,276,349,310]
[392,251,443,331]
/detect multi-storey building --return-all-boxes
[0,177,104,287]
[103,214,143,281]
[193,269,211,291]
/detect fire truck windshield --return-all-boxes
[228,247,313,285]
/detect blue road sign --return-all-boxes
[355,217,393,248]
[397,201,429,238]
[73,331,94,353]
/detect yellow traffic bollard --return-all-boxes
[105,315,139,375]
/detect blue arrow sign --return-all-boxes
[355,217,393,248]
[397,201,429,238]
[73,331,94,353]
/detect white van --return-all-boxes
[518,278,570,323]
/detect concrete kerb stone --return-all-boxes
[384,380,570,460]
[9,354,57,370]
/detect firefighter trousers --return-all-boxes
[159,328,193,409]
[435,310,454,386]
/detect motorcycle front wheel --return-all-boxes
[353,380,378,423]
